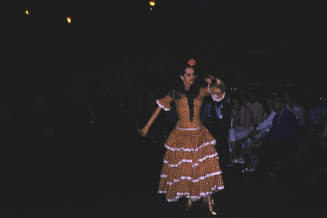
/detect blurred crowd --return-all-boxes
[199,88,327,182]
[2,58,326,183]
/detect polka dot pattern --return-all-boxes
[156,87,224,202]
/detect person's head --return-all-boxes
[211,78,226,97]
[231,95,243,110]
[179,66,196,89]
[272,93,287,114]
[173,58,200,100]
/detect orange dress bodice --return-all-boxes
[156,87,210,128]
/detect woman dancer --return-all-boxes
[139,59,225,215]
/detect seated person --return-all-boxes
[252,93,299,179]
[228,95,254,163]
[284,91,305,127]
[241,97,276,173]
[246,91,264,126]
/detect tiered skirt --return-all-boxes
[158,126,224,202]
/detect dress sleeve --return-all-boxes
[200,84,225,102]
[156,95,172,111]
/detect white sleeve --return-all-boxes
[256,111,276,131]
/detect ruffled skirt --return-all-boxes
[158,126,224,202]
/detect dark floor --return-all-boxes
[0,118,326,218]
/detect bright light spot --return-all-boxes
[149,0,155,7]
[25,9,30,15]
[66,16,72,24]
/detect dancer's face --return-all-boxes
[180,67,196,87]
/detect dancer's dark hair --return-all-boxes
[169,63,200,122]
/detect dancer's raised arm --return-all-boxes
[201,75,226,102]
[204,74,216,85]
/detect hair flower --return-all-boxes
[187,58,196,67]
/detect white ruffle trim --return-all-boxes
[164,140,216,152]
[156,99,171,111]
[161,170,222,186]
[158,185,225,202]
[198,153,218,162]
[163,153,218,168]
[176,126,202,130]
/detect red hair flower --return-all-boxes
[187,58,196,67]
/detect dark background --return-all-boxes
[1,1,326,217]
[3,1,325,135]
[4,0,325,87]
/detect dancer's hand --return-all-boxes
[138,127,149,138]
[204,75,215,84]
[204,77,212,84]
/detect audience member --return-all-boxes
[241,97,276,173]
[246,92,264,126]
[229,95,254,163]
[252,93,299,179]
[284,91,305,127]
